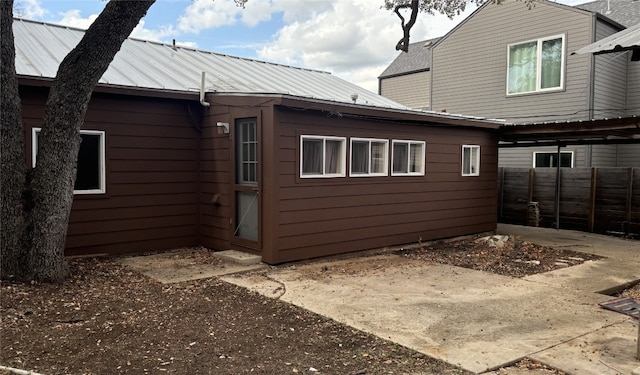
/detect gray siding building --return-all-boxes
[379,0,640,168]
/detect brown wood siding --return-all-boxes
[20,86,202,256]
[269,107,498,264]
[431,0,593,124]
[198,95,276,253]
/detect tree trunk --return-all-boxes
[1,0,28,279]
[1,0,155,282]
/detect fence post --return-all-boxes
[499,167,504,222]
[589,168,597,233]
[627,168,634,235]
[526,168,534,225]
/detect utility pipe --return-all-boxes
[200,71,210,107]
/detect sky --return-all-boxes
[14,0,589,93]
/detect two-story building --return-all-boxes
[379,0,640,168]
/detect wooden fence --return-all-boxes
[498,167,640,236]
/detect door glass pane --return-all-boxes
[236,120,257,185]
[235,191,258,241]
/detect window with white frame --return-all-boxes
[462,145,480,176]
[32,128,106,194]
[350,138,388,176]
[507,34,565,95]
[533,151,573,168]
[391,140,425,176]
[300,135,346,178]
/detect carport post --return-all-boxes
[554,143,562,230]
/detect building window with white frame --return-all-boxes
[32,128,106,194]
[391,140,425,176]
[350,138,389,176]
[533,151,573,168]
[300,135,346,178]
[462,145,480,176]
[507,34,565,95]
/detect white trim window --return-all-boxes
[350,138,389,177]
[391,140,425,176]
[507,34,565,95]
[462,145,480,176]
[533,151,574,168]
[32,128,106,194]
[300,135,346,178]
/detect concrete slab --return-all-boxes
[530,319,639,375]
[212,250,262,265]
[119,250,266,284]
[221,254,631,374]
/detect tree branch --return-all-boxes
[394,0,419,52]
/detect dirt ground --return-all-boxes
[1,235,638,375]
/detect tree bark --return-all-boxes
[1,0,28,279]
[2,0,155,282]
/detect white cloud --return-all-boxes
[177,0,244,33]
[257,0,475,92]
[57,9,99,29]
[14,0,47,19]
[131,21,176,43]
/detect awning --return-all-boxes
[499,116,640,147]
[572,22,640,60]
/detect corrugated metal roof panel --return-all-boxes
[573,22,640,55]
[13,18,405,109]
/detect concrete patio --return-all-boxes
[219,224,640,374]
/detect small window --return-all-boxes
[350,138,389,177]
[533,151,573,168]
[32,128,106,194]
[391,140,425,176]
[507,34,565,95]
[462,145,480,176]
[300,135,346,178]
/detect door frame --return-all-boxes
[230,117,261,253]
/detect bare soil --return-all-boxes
[1,235,634,375]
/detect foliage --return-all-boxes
[384,0,537,51]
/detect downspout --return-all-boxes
[198,71,209,248]
[200,71,211,107]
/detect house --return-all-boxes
[379,0,640,169]
[15,18,502,263]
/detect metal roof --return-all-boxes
[576,0,640,27]
[378,37,440,79]
[573,21,640,56]
[13,18,405,109]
